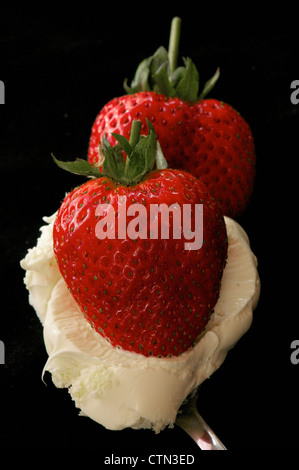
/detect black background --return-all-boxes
[1,0,299,454]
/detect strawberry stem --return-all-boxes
[124,120,142,177]
[52,120,167,187]
[129,119,142,148]
[168,17,181,75]
[123,17,220,101]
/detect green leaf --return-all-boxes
[125,145,146,182]
[156,141,168,169]
[123,57,151,93]
[150,46,169,76]
[52,154,102,178]
[122,17,220,102]
[142,122,157,172]
[169,66,185,87]
[52,120,168,187]
[125,123,156,183]
[112,144,126,174]
[102,134,119,179]
[198,67,220,100]
[175,57,199,101]
[152,61,176,96]
[111,132,132,156]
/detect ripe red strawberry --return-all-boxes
[53,120,227,358]
[88,17,256,219]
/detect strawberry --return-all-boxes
[88,17,256,219]
[53,120,227,358]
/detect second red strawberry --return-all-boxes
[88,17,256,219]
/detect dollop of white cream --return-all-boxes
[20,214,260,433]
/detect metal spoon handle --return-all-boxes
[176,408,227,451]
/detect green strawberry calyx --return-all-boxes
[52,119,168,186]
[123,17,220,102]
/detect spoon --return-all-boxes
[175,391,227,450]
